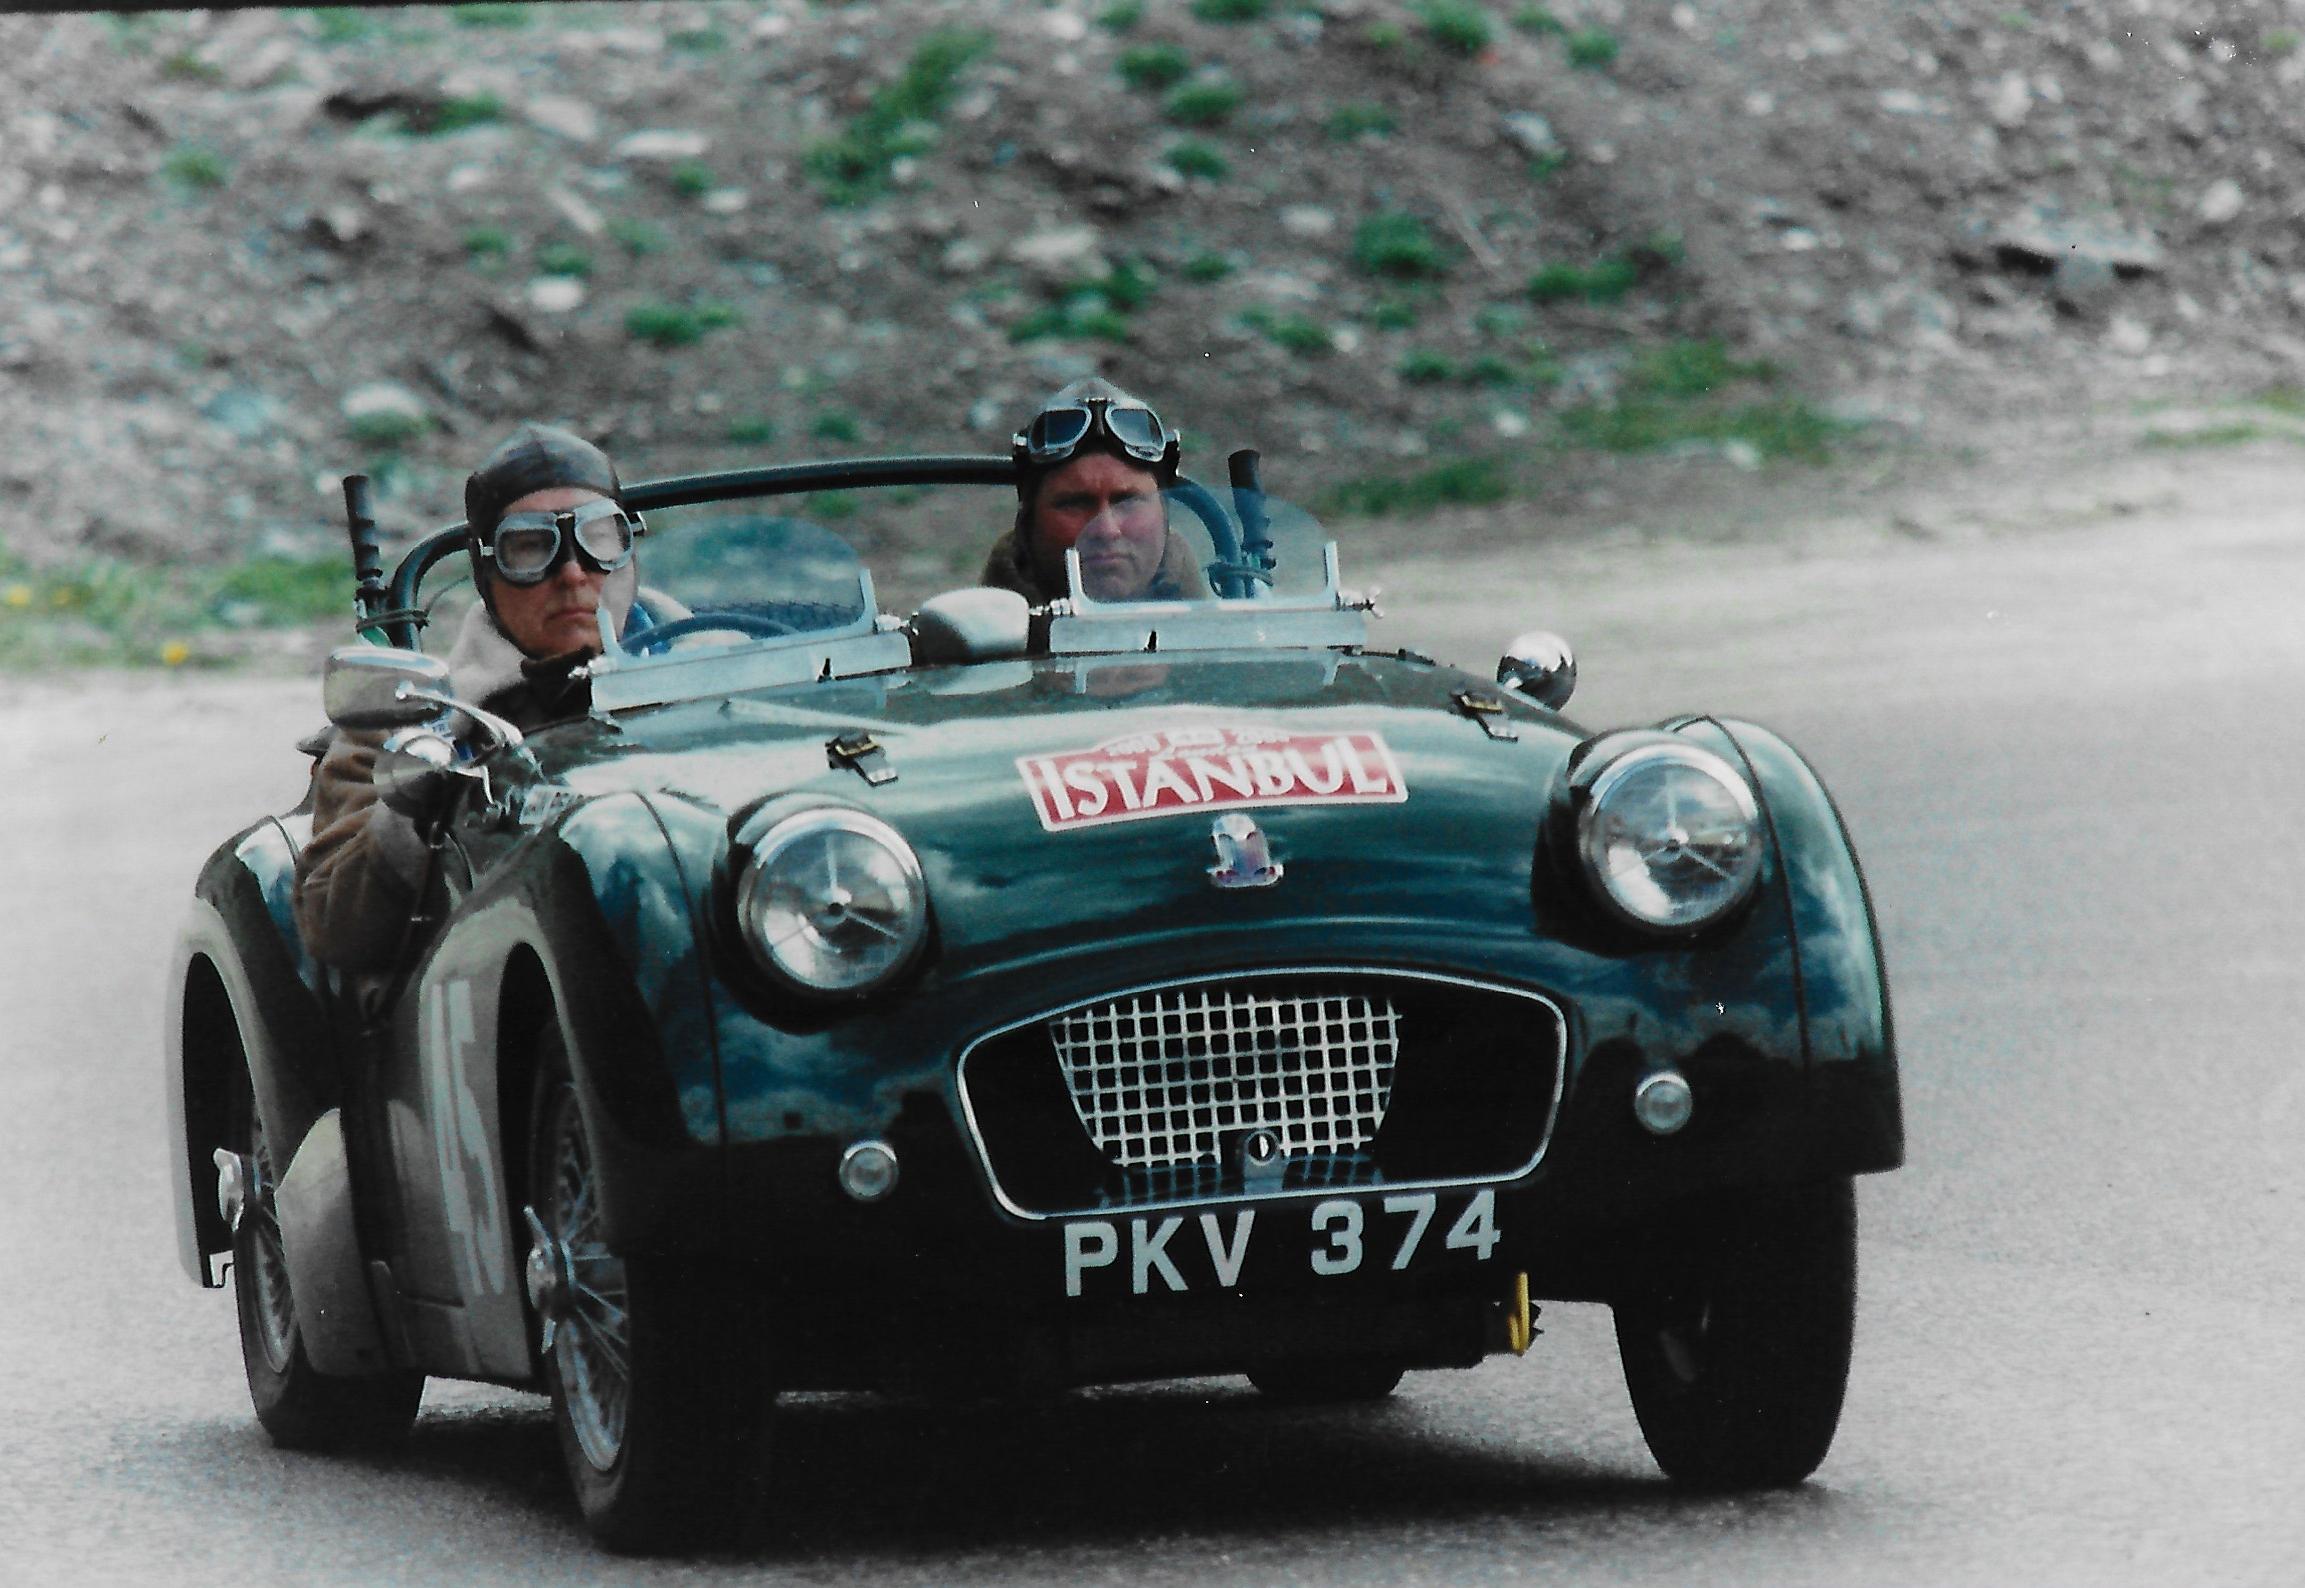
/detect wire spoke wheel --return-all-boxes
[526,1024,766,1552]
[226,1060,422,1451]
[540,1081,635,1472]
[241,1105,298,1374]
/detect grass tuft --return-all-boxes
[1353,211,1451,280]
[1416,1,1494,56]
[1242,308,1334,355]
[1163,80,1244,126]
[1166,141,1230,180]
[804,29,992,205]
[163,144,229,192]
[1117,43,1192,90]
[1325,457,1512,516]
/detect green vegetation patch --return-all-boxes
[536,243,593,278]
[1526,249,1654,304]
[1166,140,1230,180]
[1555,341,1849,464]
[1099,1,1146,31]
[1118,43,1193,91]
[1353,211,1451,280]
[1241,308,1335,355]
[1163,80,1244,126]
[2141,422,2271,450]
[1181,251,1234,282]
[1416,0,1494,56]
[1192,0,1270,21]
[1326,103,1397,140]
[1010,258,1158,344]
[450,3,532,27]
[608,217,668,256]
[462,225,512,261]
[1567,27,1621,69]
[0,551,350,669]
[417,92,505,135]
[804,29,992,205]
[162,144,229,192]
[1325,456,1512,517]
[626,300,741,348]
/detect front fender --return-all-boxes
[400,790,726,1379]
[1677,716,1902,1173]
[165,819,335,1288]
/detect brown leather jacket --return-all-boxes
[293,606,557,972]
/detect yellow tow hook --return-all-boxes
[1506,1271,1534,1356]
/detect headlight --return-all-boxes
[735,809,928,996]
[1573,740,1763,932]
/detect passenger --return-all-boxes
[295,423,647,971]
[981,377,1201,604]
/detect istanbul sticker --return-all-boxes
[1018,724,1407,831]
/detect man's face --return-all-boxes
[1029,452,1168,601]
[486,486,637,657]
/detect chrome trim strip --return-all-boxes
[955,966,1570,1222]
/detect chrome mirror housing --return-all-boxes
[1497,630,1577,710]
[322,647,453,731]
[909,587,1031,665]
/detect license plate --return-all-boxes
[1061,1189,1500,1298]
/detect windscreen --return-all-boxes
[608,507,874,659]
[1066,485,1337,609]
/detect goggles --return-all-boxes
[1013,396,1178,471]
[480,498,643,585]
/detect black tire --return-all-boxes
[1613,1177,1857,1490]
[1247,1360,1406,1405]
[228,1063,422,1451]
[526,1026,763,1553]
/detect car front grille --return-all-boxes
[958,970,1567,1218]
[1050,985,1400,1171]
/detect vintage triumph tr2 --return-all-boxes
[163,451,1902,1549]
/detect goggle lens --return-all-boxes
[488,500,639,583]
[1018,399,1172,467]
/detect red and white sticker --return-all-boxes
[1018,724,1407,831]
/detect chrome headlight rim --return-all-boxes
[734,806,929,999]
[1571,738,1764,935]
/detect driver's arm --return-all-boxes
[293,732,434,973]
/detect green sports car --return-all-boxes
[164,452,1901,1550]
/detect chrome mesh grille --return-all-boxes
[1049,984,1402,1171]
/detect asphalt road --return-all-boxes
[3,453,2300,1584]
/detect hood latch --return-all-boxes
[1452,690,1520,742]
[828,730,898,786]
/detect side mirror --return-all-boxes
[909,587,1031,665]
[1497,630,1577,711]
[322,647,453,731]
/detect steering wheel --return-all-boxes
[637,611,798,646]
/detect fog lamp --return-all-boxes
[838,1139,901,1202]
[1632,1071,1694,1136]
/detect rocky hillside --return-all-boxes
[2,0,2297,583]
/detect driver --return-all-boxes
[294,422,652,971]
[980,377,1201,604]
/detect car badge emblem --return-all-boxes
[1207,813,1282,889]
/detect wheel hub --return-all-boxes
[522,1206,575,1351]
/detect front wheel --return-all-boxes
[227,1063,422,1450]
[1613,1177,1856,1490]
[526,1027,763,1552]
